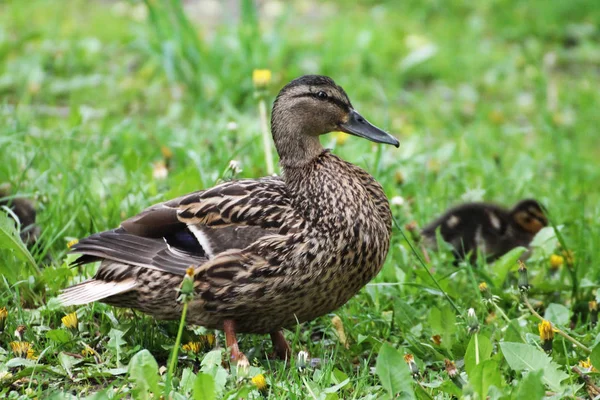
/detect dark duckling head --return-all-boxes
[271,75,399,167]
[510,199,548,234]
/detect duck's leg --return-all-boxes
[270,330,291,360]
[223,320,249,366]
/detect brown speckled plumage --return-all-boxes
[60,75,398,361]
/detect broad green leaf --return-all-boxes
[107,328,127,365]
[193,373,216,400]
[428,305,457,348]
[500,342,567,391]
[58,352,81,379]
[511,370,544,400]
[590,344,600,371]
[544,303,570,326]
[0,212,40,277]
[128,349,160,398]
[464,334,493,376]
[491,246,526,287]
[46,329,71,344]
[505,319,526,343]
[180,368,197,394]
[201,349,223,368]
[469,359,502,399]
[375,343,415,399]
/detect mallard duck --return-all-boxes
[60,75,399,364]
[0,184,40,248]
[421,199,547,262]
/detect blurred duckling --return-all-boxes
[0,184,40,247]
[421,199,547,263]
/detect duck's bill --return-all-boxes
[338,109,399,148]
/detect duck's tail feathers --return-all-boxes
[58,278,138,306]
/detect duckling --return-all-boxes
[59,75,399,364]
[421,199,547,263]
[0,184,40,248]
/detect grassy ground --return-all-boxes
[1,0,600,398]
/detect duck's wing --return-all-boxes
[69,176,304,276]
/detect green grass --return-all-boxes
[1,0,600,398]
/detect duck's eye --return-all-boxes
[317,91,328,99]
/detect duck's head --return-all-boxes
[511,199,548,234]
[271,75,398,167]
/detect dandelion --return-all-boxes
[178,266,195,303]
[14,325,26,340]
[334,131,349,146]
[538,320,554,353]
[152,161,169,180]
[252,69,272,89]
[444,359,464,388]
[549,254,564,269]
[251,373,268,391]
[331,315,349,349]
[579,358,598,372]
[431,335,442,346]
[517,260,530,293]
[297,350,309,369]
[390,196,405,207]
[394,170,404,185]
[0,307,7,332]
[10,341,31,358]
[404,353,419,378]
[200,333,215,349]
[467,308,479,334]
[67,239,79,249]
[228,160,242,175]
[182,341,202,354]
[26,347,37,360]
[62,312,78,331]
[81,344,96,357]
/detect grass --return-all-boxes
[1,0,600,398]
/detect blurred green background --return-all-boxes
[1,0,600,397]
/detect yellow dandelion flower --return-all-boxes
[252,69,272,88]
[62,312,78,330]
[251,373,267,391]
[478,282,488,292]
[160,146,173,160]
[182,341,201,354]
[81,344,96,357]
[579,358,598,372]
[67,239,79,249]
[394,170,404,185]
[538,320,554,341]
[201,334,215,348]
[10,341,31,358]
[549,254,564,269]
[26,348,37,360]
[185,266,195,277]
[0,307,7,332]
[403,353,414,364]
[590,301,598,312]
[331,315,349,349]
[334,131,349,146]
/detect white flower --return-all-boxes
[228,160,242,174]
[391,196,405,206]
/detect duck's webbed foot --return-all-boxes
[269,330,291,360]
[224,320,249,367]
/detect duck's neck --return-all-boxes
[271,109,324,169]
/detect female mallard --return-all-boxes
[421,199,547,262]
[60,75,399,364]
